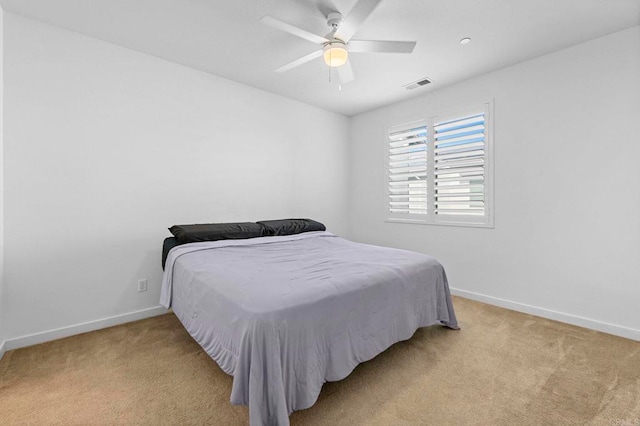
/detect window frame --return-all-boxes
[385,101,494,228]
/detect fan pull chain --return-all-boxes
[327,49,341,91]
[328,48,333,83]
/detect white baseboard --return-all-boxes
[450,287,640,341]
[3,305,169,353]
[2,291,637,358]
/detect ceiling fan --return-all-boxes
[261,0,416,84]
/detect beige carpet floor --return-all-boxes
[0,296,639,425]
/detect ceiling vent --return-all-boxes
[403,77,433,90]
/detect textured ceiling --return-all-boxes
[2,0,639,116]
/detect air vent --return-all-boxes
[403,77,433,90]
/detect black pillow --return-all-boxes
[168,222,265,244]
[162,237,180,270]
[257,219,325,236]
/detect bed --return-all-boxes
[160,229,458,426]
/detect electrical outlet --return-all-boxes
[137,279,148,293]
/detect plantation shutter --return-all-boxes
[387,123,428,217]
[433,112,486,217]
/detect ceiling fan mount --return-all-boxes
[261,0,416,85]
[326,12,344,32]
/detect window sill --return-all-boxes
[385,218,494,229]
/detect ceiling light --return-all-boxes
[460,37,471,45]
[323,41,349,67]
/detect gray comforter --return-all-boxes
[160,231,458,426]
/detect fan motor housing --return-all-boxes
[327,12,343,29]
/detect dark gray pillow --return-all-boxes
[168,222,265,244]
[162,237,180,270]
[256,219,325,236]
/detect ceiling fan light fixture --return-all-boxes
[323,42,349,67]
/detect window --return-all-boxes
[386,102,493,227]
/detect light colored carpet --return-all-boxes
[0,296,638,425]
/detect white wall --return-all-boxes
[1,14,349,342]
[0,7,5,353]
[349,26,640,339]
[2,14,638,348]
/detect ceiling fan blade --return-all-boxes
[274,50,323,73]
[337,61,355,84]
[334,0,383,42]
[261,16,329,45]
[348,40,416,54]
